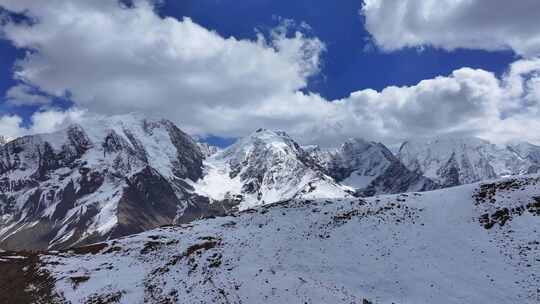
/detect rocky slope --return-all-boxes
[398,136,540,187]
[193,129,352,210]
[4,175,539,303]
[197,142,220,158]
[307,138,439,196]
[0,114,234,251]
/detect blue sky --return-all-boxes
[0,0,515,102]
[158,0,516,99]
[0,0,539,147]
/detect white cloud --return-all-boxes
[0,115,24,139]
[28,108,87,134]
[362,0,540,57]
[0,0,325,137]
[293,58,540,146]
[0,108,86,140]
[5,84,51,105]
[1,0,540,148]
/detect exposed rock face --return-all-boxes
[307,138,439,196]
[508,142,540,173]
[0,114,233,250]
[398,136,540,187]
[197,142,220,158]
[194,129,351,209]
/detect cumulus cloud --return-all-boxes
[0,108,86,140]
[5,84,51,105]
[0,0,325,136]
[1,0,540,147]
[293,58,540,146]
[0,115,24,139]
[362,0,540,57]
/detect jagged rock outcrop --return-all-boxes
[307,138,439,196]
[0,114,233,250]
[194,129,351,209]
[398,136,540,186]
[197,142,220,158]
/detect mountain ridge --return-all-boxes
[2,115,540,251]
[193,128,352,210]
[0,114,233,250]
[2,174,538,303]
[398,135,540,186]
[307,138,439,196]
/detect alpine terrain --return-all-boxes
[193,129,352,210]
[307,138,439,196]
[0,115,539,304]
[1,175,538,303]
[399,136,540,187]
[0,114,234,250]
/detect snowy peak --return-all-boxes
[217,129,326,176]
[310,138,438,196]
[194,129,350,209]
[508,141,540,166]
[0,114,221,250]
[217,128,306,161]
[398,135,540,186]
[72,113,204,180]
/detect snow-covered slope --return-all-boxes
[398,136,540,186]
[0,114,233,250]
[5,175,539,303]
[194,129,351,209]
[308,138,439,196]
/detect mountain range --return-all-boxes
[0,114,539,303]
[0,114,231,250]
[398,136,540,186]
[1,114,540,251]
[306,138,438,196]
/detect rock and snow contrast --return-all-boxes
[3,114,540,253]
[193,129,352,210]
[0,114,539,303]
[197,142,220,159]
[0,114,234,250]
[399,136,540,187]
[1,116,444,251]
[307,138,439,196]
[1,175,538,303]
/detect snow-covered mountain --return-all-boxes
[398,136,540,187]
[4,174,539,303]
[308,138,439,196]
[508,141,540,171]
[0,114,235,250]
[197,142,220,158]
[193,129,352,210]
[3,115,540,254]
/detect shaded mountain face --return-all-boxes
[6,175,539,304]
[197,142,220,158]
[0,114,234,251]
[307,138,439,196]
[508,142,540,173]
[398,136,540,187]
[193,129,351,210]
